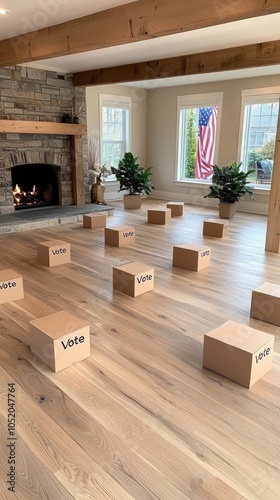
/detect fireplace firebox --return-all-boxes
[11,164,60,210]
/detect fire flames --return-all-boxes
[13,184,38,206]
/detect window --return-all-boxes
[99,94,131,170]
[239,89,279,185]
[176,92,223,181]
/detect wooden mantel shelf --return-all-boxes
[0,119,87,135]
[0,119,87,207]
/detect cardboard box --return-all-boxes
[166,202,184,216]
[30,310,90,372]
[37,239,70,267]
[0,269,24,304]
[250,282,280,326]
[172,243,211,271]
[147,208,171,224]
[83,213,106,229]
[203,219,228,238]
[113,261,154,297]
[203,320,274,388]
[105,226,135,247]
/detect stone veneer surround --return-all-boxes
[2,137,75,211]
[0,66,88,214]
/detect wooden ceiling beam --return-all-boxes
[1,0,280,68]
[73,40,280,86]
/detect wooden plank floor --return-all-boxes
[0,199,280,500]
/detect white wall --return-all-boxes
[86,75,279,212]
[86,84,147,201]
[146,74,280,214]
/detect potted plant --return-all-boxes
[111,152,155,209]
[204,162,255,218]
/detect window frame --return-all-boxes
[175,92,223,184]
[237,87,280,187]
[99,93,132,181]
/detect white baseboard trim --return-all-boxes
[105,192,123,201]
[151,190,268,215]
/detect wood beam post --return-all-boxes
[74,40,280,87]
[71,136,85,206]
[265,99,280,253]
[1,0,280,67]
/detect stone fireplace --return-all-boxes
[0,127,87,214]
[0,66,88,214]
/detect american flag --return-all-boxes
[195,106,218,179]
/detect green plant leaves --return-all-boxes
[111,152,155,195]
[204,162,255,203]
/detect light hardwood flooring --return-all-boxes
[0,199,280,500]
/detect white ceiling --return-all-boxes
[0,0,132,39]
[1,1,280,87]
